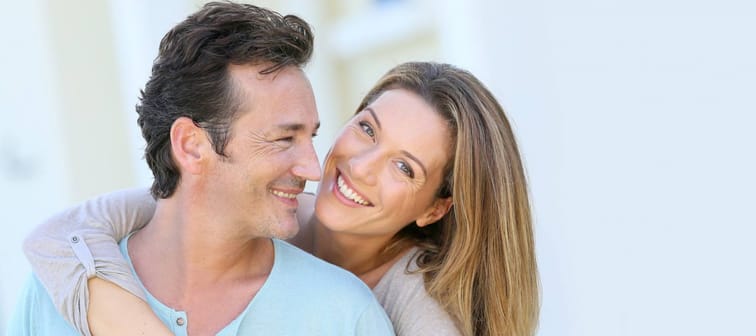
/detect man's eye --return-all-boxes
[276,137,294,143]
[359,121,375,138]
[396,161,414,178]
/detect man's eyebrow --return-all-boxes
[276,122,321,133]
[402,150,428,177]
[364,107,382,129]
[276,123,304,131]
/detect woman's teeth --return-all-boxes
[337,175,370,205]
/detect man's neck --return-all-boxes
[128,196,274,334]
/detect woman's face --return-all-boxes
[315,89,452,238]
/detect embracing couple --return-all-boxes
[9,2,539,336]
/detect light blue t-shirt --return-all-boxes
[8,237,394,335]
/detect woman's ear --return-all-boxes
[170,117,208,175]
[416,197,453,228]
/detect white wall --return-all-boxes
[0,0,68,327]
[446,0,756,334]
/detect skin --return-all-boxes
[88,88,453,334]
[114,64,320,335]
[306,89,453,286]
[88,278,172,335]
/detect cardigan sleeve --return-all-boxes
[22,187,156,336]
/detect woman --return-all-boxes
[24,62,539,335]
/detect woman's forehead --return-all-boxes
[363,89,453,170]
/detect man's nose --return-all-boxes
[292,141,321,182]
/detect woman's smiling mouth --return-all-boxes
[335,173,372,206]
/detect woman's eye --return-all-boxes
[396,161,414,178]
[359,121,375,138]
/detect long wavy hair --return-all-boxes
[357,62,540,336]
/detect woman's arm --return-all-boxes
[22,187,161,335]
[88,278,171,335]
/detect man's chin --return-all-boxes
[272,222,300,240]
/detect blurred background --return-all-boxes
[1,0,754,334]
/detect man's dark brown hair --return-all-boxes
[136,1,314,198]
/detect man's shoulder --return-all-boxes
[273,239,365,285]
[6,274,80,335]
[236,240,395,335]
[272,239,373,299]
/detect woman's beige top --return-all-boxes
[373,248,461,335]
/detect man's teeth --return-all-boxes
[337,175,369,205]
[270,189,297,199]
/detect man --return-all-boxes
[8,2,393,335]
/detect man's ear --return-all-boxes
[416,197,453,228]
[170,117,208,175]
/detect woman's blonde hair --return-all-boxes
[357,62,540,336]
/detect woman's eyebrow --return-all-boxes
[402,150,428,177]
[364,107,382,129]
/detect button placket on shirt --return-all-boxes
[171,311,188,336]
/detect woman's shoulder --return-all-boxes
[373,248,461,335]
[373,248,428,301]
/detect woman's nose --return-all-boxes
[347,148,379,186]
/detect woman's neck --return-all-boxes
[286,207,414,288]
[308,219,408,288]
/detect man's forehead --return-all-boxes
[228,63,319,132]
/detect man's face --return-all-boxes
[204,64,321,239]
